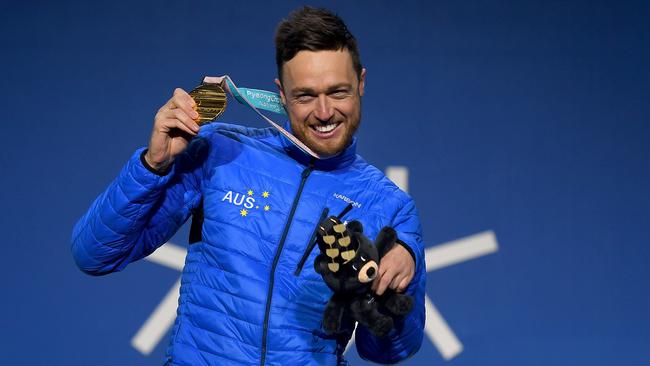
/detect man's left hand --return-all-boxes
[371,243,415,295]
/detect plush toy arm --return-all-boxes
[379,291,413,317]
[375,226,398,258]
[350,294,394,338]
[315,254,344,292]
[355,256,425,364]
[314,254,329,275]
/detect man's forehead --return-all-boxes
[281,49,357,90]
[290,82,354,94]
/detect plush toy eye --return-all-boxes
[357,261,378,283]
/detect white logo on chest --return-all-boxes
[222,190,255,209]
[332,192,362,208]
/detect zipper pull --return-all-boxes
[337,203,354,220]
[295,207,329,276]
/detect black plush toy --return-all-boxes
[313,208,414,337]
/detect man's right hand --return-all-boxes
[144,88,200,172]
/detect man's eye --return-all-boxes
[296,94,315,102]
[330,90,350,99]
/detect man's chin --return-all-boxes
[307,139,349,158]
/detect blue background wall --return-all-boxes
[1,0,648,365]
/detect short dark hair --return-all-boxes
[275,6,362,83]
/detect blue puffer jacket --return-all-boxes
[71,122,426,365]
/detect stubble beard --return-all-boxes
[293,111,361,158]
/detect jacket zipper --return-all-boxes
[260,164,314,366]
[294,207,329,276]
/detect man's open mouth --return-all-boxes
[310,122,341,134]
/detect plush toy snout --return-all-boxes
[357,261,378,283]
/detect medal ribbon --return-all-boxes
[202,76,321,159]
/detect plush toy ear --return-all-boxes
[347,220,364,234]
[375,226,397,258]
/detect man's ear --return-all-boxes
[274,78,287,105]
[358,68,366,97]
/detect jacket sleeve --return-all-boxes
[70,145,203,276]
[355,197,426,364]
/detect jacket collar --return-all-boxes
[278,121,357,171]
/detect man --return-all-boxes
[72,6,425,366]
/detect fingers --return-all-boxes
[169,88,197,114]
[373,266,394,296]
[369,244,417,296]
[171,118,197,136]
[161,88,197,115]
[373,270,413,295]
[147,88,201,169]
[371,246,416,295]
[154,110,199,135]
[389,275,403,292]
[397,277,411,292]
[157,88,200,133]
[170,108,199,133]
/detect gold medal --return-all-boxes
[188,81,227,125]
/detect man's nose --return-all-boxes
[314,95,334,122]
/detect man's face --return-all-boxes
[276,50,366,157]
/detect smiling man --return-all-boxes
[277,49,364,157]
[72,6,425,366]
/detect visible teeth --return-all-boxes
[314,123,338,133]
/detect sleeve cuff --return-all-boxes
[396,238,417,265]
[140,149,173,176]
